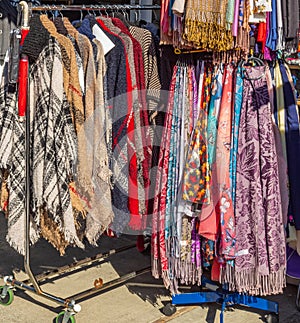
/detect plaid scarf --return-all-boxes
[0,66,15,169]
[5,37,84,254]
[30,39,83,249]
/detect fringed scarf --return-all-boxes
[83,39,114,245]
[151,66,179,289]
[229,66,243,207]
[222,66,286,295]
[6,107,40,254]
[29,39,84,251]
[214,65,236,260]
[183,0,233,51]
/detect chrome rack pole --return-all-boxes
[20,0,41,295]
[4,1,81,314]
[30,4,161,11]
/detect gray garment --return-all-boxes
[281,0,299,52]
[0,0,17,64]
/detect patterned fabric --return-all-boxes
[182,65,212,205]
[30,39,83,250]
[201,238,215,267]
[207,67,223,174]
[7,117,38,254]
[230,67,243,207]
[151,66,178,284]
[0,72,15,169]
[228,66,286,295]
[214,65,236,260]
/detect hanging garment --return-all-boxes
[214,64,236,260]
[274,62,287,160]
[265,0,277,52]
[96,16,142,230]
[183,0,233,51]
[51,17,113,245]
[225,65,286,295]
[8,24,84,254]
[229,66,243,208]
[152,67,178,289]
[0,0,18,65]
[265,66,289,227]
[280,62,300,231]
[281,0,299,53]
[79,16,131,233]
[182,65,212,206]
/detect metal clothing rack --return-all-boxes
[29,4,161,11]
[0,2,159,323]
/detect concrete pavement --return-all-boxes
[0,215,299,323]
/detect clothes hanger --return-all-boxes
[95,5,102,17]
[174,48,208,55]
[238,49,265,68]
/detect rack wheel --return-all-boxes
[0,286,14,306]
[265,313,279,323]
[296,284,300,311]
[162,303,177,316]
[55,311,76,323]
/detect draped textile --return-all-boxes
[230,67,243,207]
[225,66,286,295]
[214,65,236,260]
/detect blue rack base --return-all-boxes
[171,277,279,323]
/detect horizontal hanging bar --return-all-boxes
[31,4,161,11]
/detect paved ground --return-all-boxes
[0,215,299,323]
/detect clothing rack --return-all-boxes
[0,2,160,323]
[29,4,161,11]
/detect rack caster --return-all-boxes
[55,300,81,323]
[55,301,81,323]
[264,313,279,323]
[162,303,177,316]
[55,310,76,323]
[0,285,14,306]
[296,284,300,311]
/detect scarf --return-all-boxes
[265,0,277,51]
[229,67,243,207]
[224,66,286,295]
[280,62,300,231]
[183,0,233,51]
[214,64,236,260]
[151,67,179,289]
[281,0,299,53]
[29,39,83,250]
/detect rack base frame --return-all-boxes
[0,242,150,323]
[169,277,279,323]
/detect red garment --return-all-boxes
[257,22,267,53]
[111,18,152,229]
[152,67,178,277]
[96,18,140,228]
